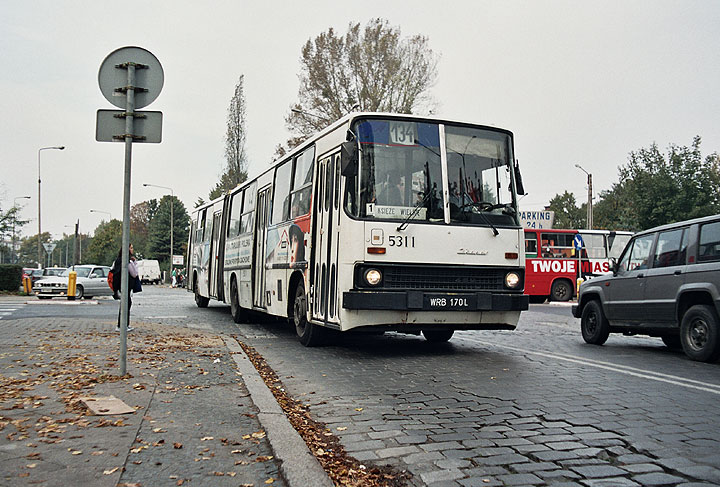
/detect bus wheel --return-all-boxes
[680,305,720,362]
[293,283,325,347]
[194,278,209,308]
[550,280,572,302]
[422,329,454,343]
[230,279,245,324]
[581,300,609,345]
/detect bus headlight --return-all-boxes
[505,272,520,289]
[364,268,382,286]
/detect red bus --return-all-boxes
[524,228,632,302]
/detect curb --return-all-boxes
[222,336,333,487]
[25,300,100,305]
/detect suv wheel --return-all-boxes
[680,305,720,362]
[581,300,610,345]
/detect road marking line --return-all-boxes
[461,336,720,395]
[144,316,188,319]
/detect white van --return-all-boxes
[136,259,162,284]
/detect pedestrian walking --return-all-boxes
[171,267,177,288]
[113,243,138,332]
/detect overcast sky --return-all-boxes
[1,0,718,242]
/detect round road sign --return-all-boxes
[98,46,164,109]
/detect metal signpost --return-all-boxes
[97,46,163,376]
[574,233,584,293]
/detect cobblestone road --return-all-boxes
[9,288,720,486]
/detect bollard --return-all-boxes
[576,277,585,296]
[67,271,77,300]
[23,276,32,295]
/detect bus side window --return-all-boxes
[525,237,538,258]
[290,147,314,219]
[241,183,257,234]
[228,190,243,238]
[272,160,293,223]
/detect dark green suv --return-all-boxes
[572,214,720,362]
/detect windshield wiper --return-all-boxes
[455,199,500,236]
[397,190,433,232]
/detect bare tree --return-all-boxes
[284,18,438,150]
[211,75,248,199]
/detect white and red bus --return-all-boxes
[187,112,530,346]
[524,228,632,302]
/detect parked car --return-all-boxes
[572,214,720,362]
[136,259,162,284]
[33,265,112,300]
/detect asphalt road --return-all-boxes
[3,288,719,486]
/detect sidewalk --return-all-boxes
[0,313,326,486]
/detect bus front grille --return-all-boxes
[382,265,507,291]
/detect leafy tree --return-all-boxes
[15,232,52,267]
[130,200,158,258]
[0,202,30,264]
[547,191,586,229]
[148,196,189,271]
[210,75,248,200]
[618,136,720,230]
[592,182,636,231]
[285,18,438,147]
[86,220,122,266]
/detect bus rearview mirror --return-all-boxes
[341,141,358,176]
[514,160,526,196]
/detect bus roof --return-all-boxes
[192,112,514,214]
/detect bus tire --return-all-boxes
[581,300,610,345]
[194,277,209,308]
[292,283,325,347]
[422,329,454,343]
[680,305,720,362]
[230,279,245,324]
[550,279,572,302]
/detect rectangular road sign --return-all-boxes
[96,110,163,143]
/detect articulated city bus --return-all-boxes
[187,113,529,346]
[524,228,632,302]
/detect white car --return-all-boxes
[33,265,112,299]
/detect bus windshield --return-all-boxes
[348,118,517,227]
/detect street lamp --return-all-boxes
[38,146,65,266]
[143,183,174,280]
[12,196,31,264]
[575,164,593,230]
[90,209,112,220]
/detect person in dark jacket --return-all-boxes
[113,243,138,332]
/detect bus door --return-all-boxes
[311,153,341,324]
[253,187,271,308]
[209,210,223,298]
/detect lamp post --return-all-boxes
[143,183,174,281]
[12,196,31,264]
[90,209,112,220]
[575,164,593,230]
[38,146,65,266]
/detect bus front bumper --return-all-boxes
[342,290,529,312]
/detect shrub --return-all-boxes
[0,265,23,292]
